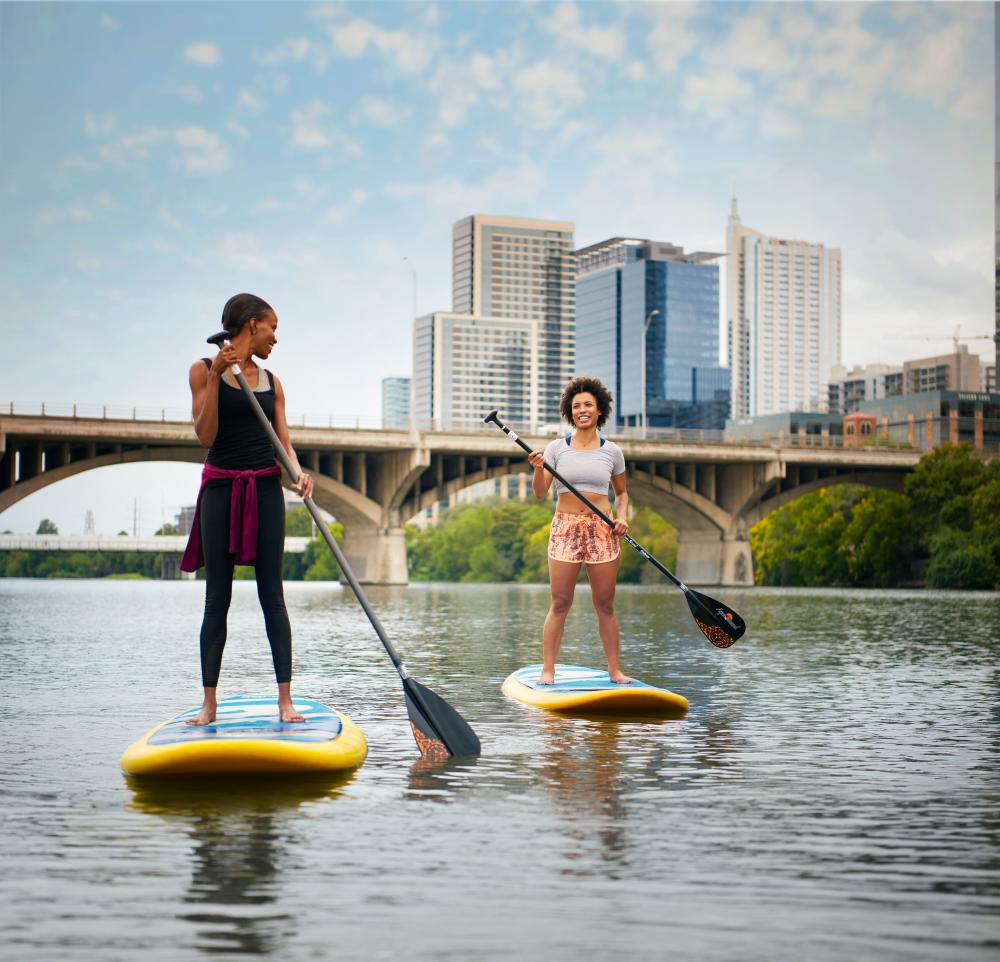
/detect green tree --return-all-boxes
[36,518,58,534]
[618,506,678,583]
[925,528,999,590]
[303,522,345,580]
[285,505,314,537]
[155,522,182,535]
[904,444,989,546]
[750,487,856,586]
[841,489,914,587]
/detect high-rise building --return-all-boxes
[827,363,902,415]
[451,214,575,425]
[414,214,575,431]
[413,312,535,431]
[576,237,729,429]
[726,199,842,417]
[381,376,410,429]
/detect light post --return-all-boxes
[641,308,660,434]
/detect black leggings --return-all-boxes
[198,475,291,687]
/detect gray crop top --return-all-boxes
[543,435,626,498]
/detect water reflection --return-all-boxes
[406,756,480,801]
[126,774,355,955]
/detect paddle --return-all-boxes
[206,331,481,758]
[483,409,745,649]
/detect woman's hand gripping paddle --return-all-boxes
[483,409,746,649]
[205,331,481,758]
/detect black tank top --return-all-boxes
[201,358,278,470]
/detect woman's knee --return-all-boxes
[591,592,616,618]
[549,592,574,616]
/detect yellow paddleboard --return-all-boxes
[121,695,367,776]
[502,664,688,717]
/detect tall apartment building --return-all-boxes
[452,214,575,425]
[381,377,410,429]
[727,199,842,417]
[576,237,729,429]
[413,215,575,431]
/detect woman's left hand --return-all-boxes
[613,517,629,537]
[293,472,314,499]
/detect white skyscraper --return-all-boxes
[726,199,842,417]
[414,214,575,431]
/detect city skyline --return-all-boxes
[1,1,993,535]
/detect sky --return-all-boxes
[1,0,994,535]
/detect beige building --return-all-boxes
[902,345,983,394]
[450,214,575,427]
[727,199,842,417]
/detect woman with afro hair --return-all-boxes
[527,376,631,685]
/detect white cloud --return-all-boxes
[681,72,754,120]
[641,3,701,73]
[176,84,203,104]
[324,187,368,224]
[351,96,411,127]
[892,20,966,106]
[62,155,98,171]
[227,120,250,138]
[159,208,184,231]
[183,41,222,68]
[84,114,116,137]
[427,51,507,128]
[237,89,265,114]
[173,127,230,172]
[290,100,363,157]
[541,3,626,61]
[513,62,585,127]
[327,17,438,73]
[99,14,120,32]
[95,125,229,172]
[255,37,313,67]
[37,192,113,226]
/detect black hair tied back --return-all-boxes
[221,293,274,336]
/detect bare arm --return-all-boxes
[190,360,220,448]
[272,375,314,498]
[527,450,554,499]
[611,472,629,535]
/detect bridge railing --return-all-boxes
[1,401,384,430]
[4,403,997,453]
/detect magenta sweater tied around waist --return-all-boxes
[180,463,282,571]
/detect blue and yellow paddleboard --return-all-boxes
[121,695,367,776]
[502,664,688,717]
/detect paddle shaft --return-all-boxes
[488,414,688,592]
[220,355,408,678]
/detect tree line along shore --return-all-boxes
[1,445,996,590]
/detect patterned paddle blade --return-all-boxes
[686,589,746,648]
[404,677,481,760]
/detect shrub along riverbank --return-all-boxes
[750,444,1000,589]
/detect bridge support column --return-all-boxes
[341,526,408,585]
[160,553,194,581]
[676,533,754,586]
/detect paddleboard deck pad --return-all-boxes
[502,664,688,716]
[121,695,368,775]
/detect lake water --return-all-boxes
[1,579,998,961]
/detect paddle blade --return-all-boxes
[403,677,481,759]
[685,589,746,648]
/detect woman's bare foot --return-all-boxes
[279,701,306,723]
[186,704,217,726]
[536,669,555,686]
[609,671,633,685]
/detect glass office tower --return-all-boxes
[576,238,729,429]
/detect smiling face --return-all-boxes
[250,311,278,360]
[571,391,598,429]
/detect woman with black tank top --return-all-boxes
[180,293,314,726]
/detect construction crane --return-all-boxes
[887,324,993,352]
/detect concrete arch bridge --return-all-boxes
[1,408,928,586]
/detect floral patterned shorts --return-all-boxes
[548,511,621,565]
